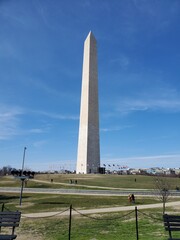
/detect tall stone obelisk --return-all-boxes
[76,31,100,174]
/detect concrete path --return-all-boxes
[1,186,180,197]
[22,201,180,218]
[32,179,146,190]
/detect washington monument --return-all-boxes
[76,32,100,174]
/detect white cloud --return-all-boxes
[32,0,53,29]
[101,125,133,132]
[116,84,180,114]
[102,154,180,168]
[28,159,76,171]
[33,140,48,148]
[0,105,23,140]
[25,77,61,97]
[25,76,78,101]
[28,128,44,134]
[0,105,49,140]
[110,55,130,70]
[132,0,179,28]
[0,7,26,26]
[33,110,78,120]
[117,98,180,114]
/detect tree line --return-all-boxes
[0,165,35,178]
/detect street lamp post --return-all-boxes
[19,147,27,206]
[21,147,27,176]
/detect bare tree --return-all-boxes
[0,166,12,176]
[154,177,171,214]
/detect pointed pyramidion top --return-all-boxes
[85,31,96,42]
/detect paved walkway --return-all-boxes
[22,201,180,218]
[32,179,143,190]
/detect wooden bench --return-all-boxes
[0,212,21,240]
[163,214,180,240]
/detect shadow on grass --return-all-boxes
[40,201,70,205]
[0,195,30,201]
[30,185,52,188]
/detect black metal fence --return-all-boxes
[1,203,165,240]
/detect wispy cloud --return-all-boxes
[117,98,180,114]
[0,103,78,141]
[118,99,180,113]
[101,125,133,132]
[33,0,50,28]
[27,128,45,134]
[116,84,180,114]
[0,105,23,140]
[132,0,179,31]
[0,105,50,140]
[29,159,76,171]
[102,154,180,168]
[25,77,61,97]
[110,55,130,70]
[33,110,78,120]
[33,140,48,148]
[0,7,26,26]
[24,76,78,101]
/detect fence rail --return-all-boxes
[1,202,170,240]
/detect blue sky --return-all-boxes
[0,0,180,171]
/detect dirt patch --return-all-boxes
[17,233,44,240]
[169,202,180,211]
[16,202,34,209]
[0,181,14,184]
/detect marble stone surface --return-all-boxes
[76,32,100,174]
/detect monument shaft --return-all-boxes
[76,32,100,174]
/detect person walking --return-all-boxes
[128,194,132,203]
[131,194,135,203]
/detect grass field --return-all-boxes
[1,192,176,239]
[1,174,180,239]
[1,174,180,190]
[1,192,163,213]
[16,208,179,240]
[35,173,180,189]
[1,191,176,239]
[17,211,164,240]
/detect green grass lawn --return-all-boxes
[0,192,162,213]
[1,191,180,239]
[1,174,180,190]
[1,174,180,239]
[18,209,172,240]
[35,174,180,190]
[1,192,174,239]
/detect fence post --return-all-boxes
[1,203,5,212]
[135,206,139,240]
[69,204,72,240]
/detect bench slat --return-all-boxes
[0,215,20,217]
[0,219,19,221]
[0,235,17,240]
[164,215,180,220]
[165,223,180,227]
[0,224,19,227]
[167,239,180,240]
[0,213,21,223]
[163,214,180,239]
[165,219,180,222]
[0,215,21,218]
[0,212,21,239]
[165,228,180,231]
[0,218,20,221]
